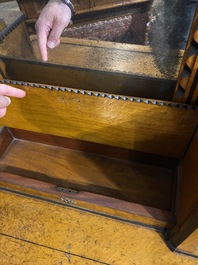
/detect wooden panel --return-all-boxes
[0,173,174,228]
[176,229,198,257]
[0,11,34,59]
[176,127,198,224]
[0,189,197,264]
[177,127,198,224]
[0,83,197,158]
[0,129,173,210]
[8,128,177,167]
[170,127,198,254]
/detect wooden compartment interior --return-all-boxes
[0,127,176,214]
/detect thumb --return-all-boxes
[47,20,67,49]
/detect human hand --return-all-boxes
[0,84,26,118]
[35,0,72,61]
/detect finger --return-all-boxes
[0,95,11,108]
[36,22,49,62]
[47,19,69,49]
[0,84,26,98]
[0,108,7,118]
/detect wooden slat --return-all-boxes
[0,84,197,158]
[0,189,197,265]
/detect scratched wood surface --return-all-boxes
[0,235,99,265]
[0,188,198,265]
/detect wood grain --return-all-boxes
[0,235,101,265]
[0,85,197,158]
[173,6,198,104]
[8,127,177,167]
[0,173,174,228]
[176,229,198,257]
[0,189,197,265]
[0,130,173,210]
[170,127,198,252]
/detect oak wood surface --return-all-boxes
[0,235,99,265]
[175,127,198,225]
[0,84,197,158]
[0,188,197,265]
[0,173,174,228]
[170,126,198,253]
[176,229,198,257]
[8,128,177,167]
[0,135,173,210]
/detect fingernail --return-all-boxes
[47,41,56,49]
[5,96,11,105]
